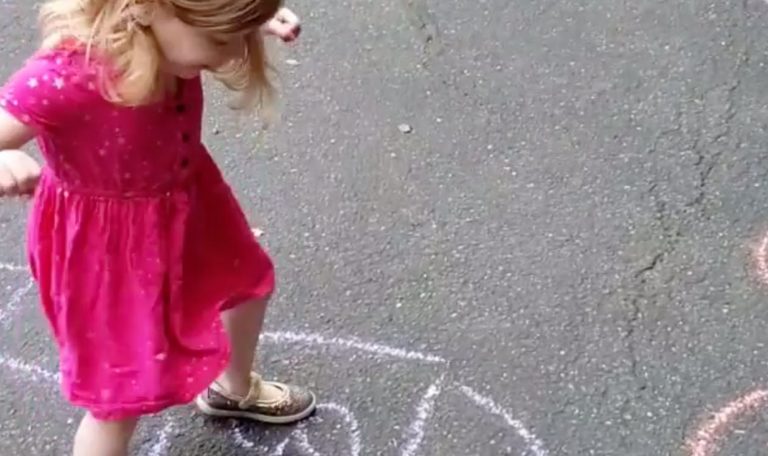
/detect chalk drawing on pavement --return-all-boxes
[753,231,768,286]
[692,229,768,449]
[0,260,549,456]
[685,389,768,456]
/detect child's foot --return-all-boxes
[196,373,316,424]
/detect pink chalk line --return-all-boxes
[686,389,768,456]
[753,231,768,285]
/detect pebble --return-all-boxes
[286,59,300,66]
[398,123,413,134]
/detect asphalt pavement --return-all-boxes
[3,0,768,455]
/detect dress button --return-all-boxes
[176,103,186,113]
[181,133,190,143]
[180,157,190,168]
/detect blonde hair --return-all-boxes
[38,0,280,111]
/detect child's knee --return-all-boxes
[85,413,139,433]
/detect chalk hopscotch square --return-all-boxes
[145,339,548,456]
[0,255,549,456]
[157,357,447,456]
[0,206,550,455]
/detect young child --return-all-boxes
[0,1,314,455]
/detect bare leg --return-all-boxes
[216,297,282,400]
[200,297,316,422]
[73,414,138,456]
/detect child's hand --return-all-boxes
[264,7,301,43]
[0,150,41,197]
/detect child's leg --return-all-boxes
[73,413,138,456]
[216,297,269,396]
[197,297,316,423]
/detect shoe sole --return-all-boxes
[195,393,317,425]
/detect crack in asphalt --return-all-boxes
[612,5,750,449]
[400,0,442,62]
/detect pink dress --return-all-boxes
[0,46,275,420]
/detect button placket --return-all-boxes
[176,92,191,170]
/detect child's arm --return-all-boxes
[0,108,40,197]
[0,51,84,198]
[0,108,35,149]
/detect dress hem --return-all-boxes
[61,286,273,420]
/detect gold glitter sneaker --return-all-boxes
[196,373,316,424]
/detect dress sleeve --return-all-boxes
[0,52,84,132]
